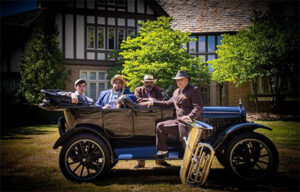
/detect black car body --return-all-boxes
[40,89,279,184]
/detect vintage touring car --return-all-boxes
[39,89,279,186]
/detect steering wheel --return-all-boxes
[162,85,172,100]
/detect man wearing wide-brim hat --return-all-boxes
[135,75,164,103]
[95,74,134,108]
[134,75,171,168]
[143,70,203,157]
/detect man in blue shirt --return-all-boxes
[96,74,134,108]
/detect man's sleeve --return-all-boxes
[153,90,175,108]
[58,91,73,97]
[135,87,145,102]
[88,97,94,103]
[127,94,137,102]
[95,91,104,107]
[188,87,203,120]
[124,88,133,94]
[122,88,137,102]
[134,87,142,98]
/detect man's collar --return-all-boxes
[112,88,122,93]
[143,85,155,92]
[75,91,85,96]
[183,84,190,92]
[179,84,190,93]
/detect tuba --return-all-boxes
[180,120,215,187]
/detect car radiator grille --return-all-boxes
[203,118,245,140]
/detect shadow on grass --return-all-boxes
[99,166,182,185]
[91,167,299,191]
[1,167,63,192]
[1,166,299,191]
[1,125,55,140]
[205,169,299,191]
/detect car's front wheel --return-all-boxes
[59,133,111,182]
[225,132,279,181]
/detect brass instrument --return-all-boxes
[180,120,215,187]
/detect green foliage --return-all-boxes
[209,7,299,87]
[119,17,210,92]
[19,15,69,104]
[209,30,258,86]
[209,6,299,112]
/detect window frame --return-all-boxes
[95,0,126,10]
[185,33,231,60]
[97,27,105,50]
[184,33,232,72]
[108,27,115,50]
[79,70,108,100]
[252,77,292,95]
[117,28,125,49]
[85,16,147,60]
[86,26,96,49]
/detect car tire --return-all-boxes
[110,160,118,169]
[224,132,279,181]
[59,133,111,183]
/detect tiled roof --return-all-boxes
[157,0,268,33]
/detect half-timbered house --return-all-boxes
[1,0,298,112]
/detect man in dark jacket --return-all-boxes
[135,75,164,102]
[145,70,203,157]
[134,75,171,168]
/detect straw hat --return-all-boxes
[110,74,126,87]
[141,75,157,83]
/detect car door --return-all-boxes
[102,108,133,137]
[133,107,174,136]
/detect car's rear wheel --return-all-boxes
[110,160,118,169]
[59,133,111,182]
[225,132,279,181]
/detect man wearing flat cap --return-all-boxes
[134,75,171,168]
[144,70,203,157]
[67,79,94,105]
[96,74,134,108]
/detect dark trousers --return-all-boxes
[156,119,188,151]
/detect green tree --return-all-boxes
[209,6,299,112]
[119,16,210,92]
[19,14,69,104]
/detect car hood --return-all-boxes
[202,106,246,119]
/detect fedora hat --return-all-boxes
[110,74,126,87]
[141,75,157,83]
[74,79,87,86]
[172,70,189,80]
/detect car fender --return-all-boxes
[57,116,66,136]
[212,122,272,149]
[53,124,113,158]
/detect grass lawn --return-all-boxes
[1,121,299,192]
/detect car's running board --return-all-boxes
[117,151,179,160]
